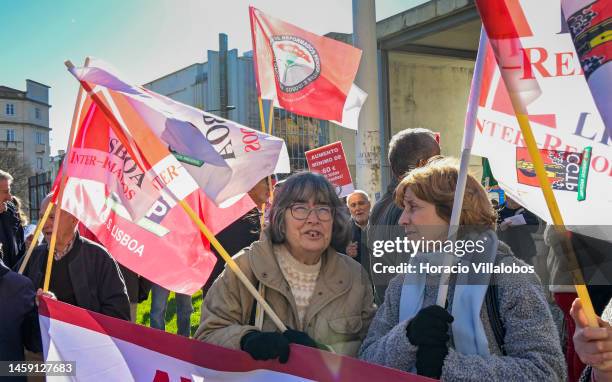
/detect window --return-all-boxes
[5,104,14,115]
[37,157,43,170]
[6,129,15,142]
[35,107,41,119]
[36,131,45,145]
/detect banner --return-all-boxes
[39,298,426,382]
[305,142,354,197]
[249,7,366,128]
[473,0,611,239]
[60,91,254,294]
[71,58,290,212]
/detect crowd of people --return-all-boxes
[1,127,611,381]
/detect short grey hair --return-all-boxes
[266,172,351,253]
[347,190,370,204]
[388,128,440,179]
[0,169,13,183]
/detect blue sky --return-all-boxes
[2,0,428,154]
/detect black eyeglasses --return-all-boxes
[289,204,333,222]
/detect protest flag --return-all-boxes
[39,298,427,382]
[474,0,604,327]
[249,6,367,129]
[65,59,288,331]
[70,58,290,212]
[561,0,611,132]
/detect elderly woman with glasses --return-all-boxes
[195,172,376,363]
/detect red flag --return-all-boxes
[249,7,362,121]
[475,0,542,112]
[39,298,427,381]
[59,93,254,294]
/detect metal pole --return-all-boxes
[352,0,381,199]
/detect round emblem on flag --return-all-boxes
[270,35,321,93]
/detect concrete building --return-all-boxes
[0,80,51,174]
[375,0,480,192]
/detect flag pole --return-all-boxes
[480,53,598,328]
[178,199,287,331]
[257,97,275,228]
[18,201,53,274]
[512,110,598,327]
[65,61,287,332]
[436,28,487,306]
[42,58,90,292]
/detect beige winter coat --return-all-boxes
[194,233,376,357]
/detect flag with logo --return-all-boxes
[39,298,425,382]
[472,0,611,239]
[58,88,255,294]
[249,7,367,129]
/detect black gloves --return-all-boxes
[240,331,290,363]
[240,329,321,364]
[406,305,454,379]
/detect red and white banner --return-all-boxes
[306,142,354,197]
[473,0,611,239]
[39,298,427,382]
[249,7,367,129]
[59,89,254,294]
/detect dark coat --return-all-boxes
[19,232,130,320]
[350,219,368,267]
[0,203,25,269]
[497,204,539,264]
[0,259,41,373]
[365,179,404,304]
[201,208,261,298]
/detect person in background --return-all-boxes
[200,177,270,300]
[0,170,25,269]
[0,254,42,378]
[545,226,612,381]
[346,190,371,267]
[359,158,565,381]
[496,196,540,265]
[366,128,440,304]
[196,172,376,362]
[572,298,612,382]
[78,223,150,322]
[19,194,130,320]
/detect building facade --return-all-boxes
[0,80,51,174]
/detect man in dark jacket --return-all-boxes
[19,195,130,321]
[0,170,25,269]
[0,257,42,377]
[496,196,540,264]
[365,128,440,304]
[346,190,371,267]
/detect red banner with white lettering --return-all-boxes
[306,142,354,197]
[39,298,428,382]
